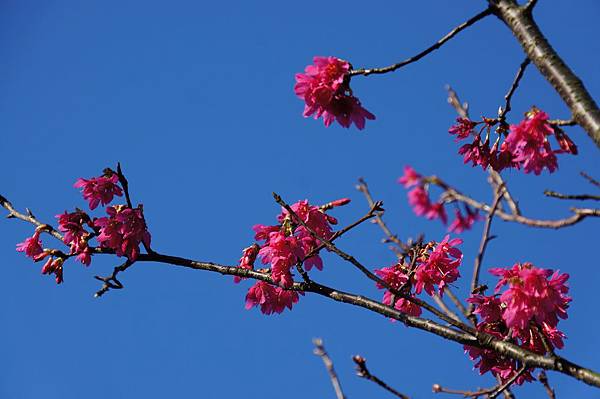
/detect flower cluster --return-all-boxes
[398,166,480,233]
[15,168,151,284]
[374,235,463,317]
[295,56,375,129]
[449,109,577,174]
[465,263,570,385]
[239,198,348,314]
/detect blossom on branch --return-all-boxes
[465,263,570,385]
[245,281,301,315]
[295,56,375,129]
[56,210,93,265]
[74,173,123,210]
[16,230,44,259]
[95,205,151,261]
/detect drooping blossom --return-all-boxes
[374,263,422,317]
[502,110,558,175]
[397,166,422,188]
[245,281,301,315]
[74,173,123,210]
[465,263,570,385]
[56,210,92,264]
[94,205,151,261]
[407,185,431,217]
[449,108,577,174]
[295,56,375,129]
[448,117,476,141]
[413,235,462,296]
[448,207,480,234]
[16,230,44,259]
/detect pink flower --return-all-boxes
[424,202,447,224]
[397,166,421,188]
[467,294,503,323]
[407,186,431,217]
[447,207,480,234]
[503,111,558,175]
[74,174,123,210]
[459,135,491,170]
[490,263,570,337]
[245,281,301,315]
[414,235,462,296]
[16,231,44,259]
[295,56,375,129]
[258,231,303,288]
[56,210,92,264]
[554,128,578,155]
[95,205,151,261]
[448,118,476,141]
[234,244,259,284]
[374,263,421,318]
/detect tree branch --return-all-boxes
[350,8,492,76]
[354,355,410,399]
[489,0,600,148]
[313,338,346,399]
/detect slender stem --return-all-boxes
[538,371,556,399]
[433,294,462,323]
[313,339,346,399]
[544,191,600,201]
[498,57,531,121]
[489,367,528,398]
[468,188,503,317]
[581,172,600,188]
[354,355,410,399]
[349,8,492,76]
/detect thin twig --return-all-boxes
[488,170,520,215]
[356,178,408,252]
[94,260,134,297]
[354,355,410,399]
[538,371,556,399]
[498,58,531,121]
[432,383,496,398]
[544,190,600,201]
[468,187,503,318]
[0,194,64,242]
[350,8,492,76]
[549,118,576,127]
[489,367,528,398]
[445,84,469,118]
[313,339,346,399]
[581,172,600,189]
[433,294,462,323]
[444,288,471,321]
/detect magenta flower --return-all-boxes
[448,207,480,234]
[458,135,491,170]
[258,231,303,288]
[448,117,476,141]
[95,205,151,261]
[16,231,44,259]
[374,263,422,318]
[234,244,260,284]
[397,165,421,188]
[295,56,374,130]
[56,210,92,263]
[413,235,462,296]
[407,186,431,217]
[74,174,123,210]
[245,281,301,315]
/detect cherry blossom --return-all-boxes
[74,173,123,210]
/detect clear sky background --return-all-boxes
[1,1,599,398]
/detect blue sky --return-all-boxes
[1,1,599,398]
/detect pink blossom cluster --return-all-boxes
[295,56,375,129]
[374,235,463,317]
[449,109,577,174]
[240,198,348,315]
[398,166,480,233]
[465,263,570,385]
[15,169,151,284]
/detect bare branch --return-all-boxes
[498,57,531,122]
[313,339,346,399]
[538,371,556,399]
[581,172,600,189]
[468,187,503,318]
[94,260,134,297]
[544,190,600,201]
[350,9,492,76]
[489,367,528,398]
[445,84,469,118]
[354,355,410,399]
